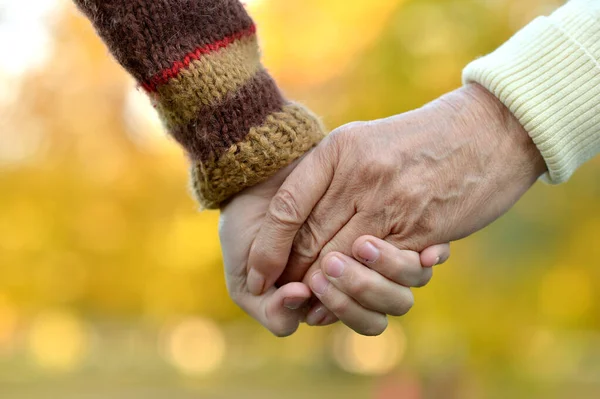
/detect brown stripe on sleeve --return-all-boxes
[73,0,254,82]
[169,69,286,162]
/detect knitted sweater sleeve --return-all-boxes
[73,0,326,209]
[463,0,600,184]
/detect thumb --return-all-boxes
[233,282,313,337]
[247,145,335,295]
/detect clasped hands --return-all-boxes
[219,84,546,337]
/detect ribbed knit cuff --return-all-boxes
[463,0,600,184]
[190,102,325,209]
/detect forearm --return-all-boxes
[73,0,325,208]
[464,0,600,183]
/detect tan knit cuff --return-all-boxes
[190,103,326,209]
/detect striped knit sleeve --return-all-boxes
[73,0,326,208]
[463,0,600,184]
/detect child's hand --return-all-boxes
[304,237,449,335]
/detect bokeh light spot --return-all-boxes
[162,317,226,376]
[0,294,19,353]
[332,323,406,375]
[28,310,89,372]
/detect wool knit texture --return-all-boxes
[464,0,600,184]
[73,0,326,208]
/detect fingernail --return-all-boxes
[357,241,380,263]
[247,268,265,295]
[311,272,329,295]
[306,304,326,326]
[325,256,345,278]
[434,256,441,266]
[284,297,308,310]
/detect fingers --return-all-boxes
[297,215,380,328]
[320,253,416,317]
[247,146,335,295]
[308,270,389,336]
[420,243,451,267]
[276,202,355,285]
[305,302,339,327]
[277,208,361,287]
[352,236,435,287]
[278,180,357,286]
[305,235,445,334]
[233,282,312,337]
[297,214,372,301]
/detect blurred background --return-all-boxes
[0,0,599,397]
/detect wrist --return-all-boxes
[219,155,305,212]
[457,83,547,184]
[399,83,550,243]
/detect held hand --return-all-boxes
[221,163,450,337]
[219,163,312,337]
[248,84,547,299]
[305,237,450,335]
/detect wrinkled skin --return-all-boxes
[220,155,449,336]
[248,84,547,322]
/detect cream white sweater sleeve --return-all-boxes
[463,0,600,184]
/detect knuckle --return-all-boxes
[291,220,322,264]
[268,323,297,338]
[396,250,421,267]
[279,254,314,285]
[329,121,361,139]
[329,296,351,316]
[359,317,388,336]
[415,269,433,288]
[360,208,395,236]
[390,263,432,289]
[385,252,420,283]
[345,272,370,298]
[388,292,414,317]
[268,189,302,227]
[249,241,271,266]
[264,307,299,338]
[363,158,397,186]
[327,122,362,148]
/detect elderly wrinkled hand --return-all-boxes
[247,84,547,321]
